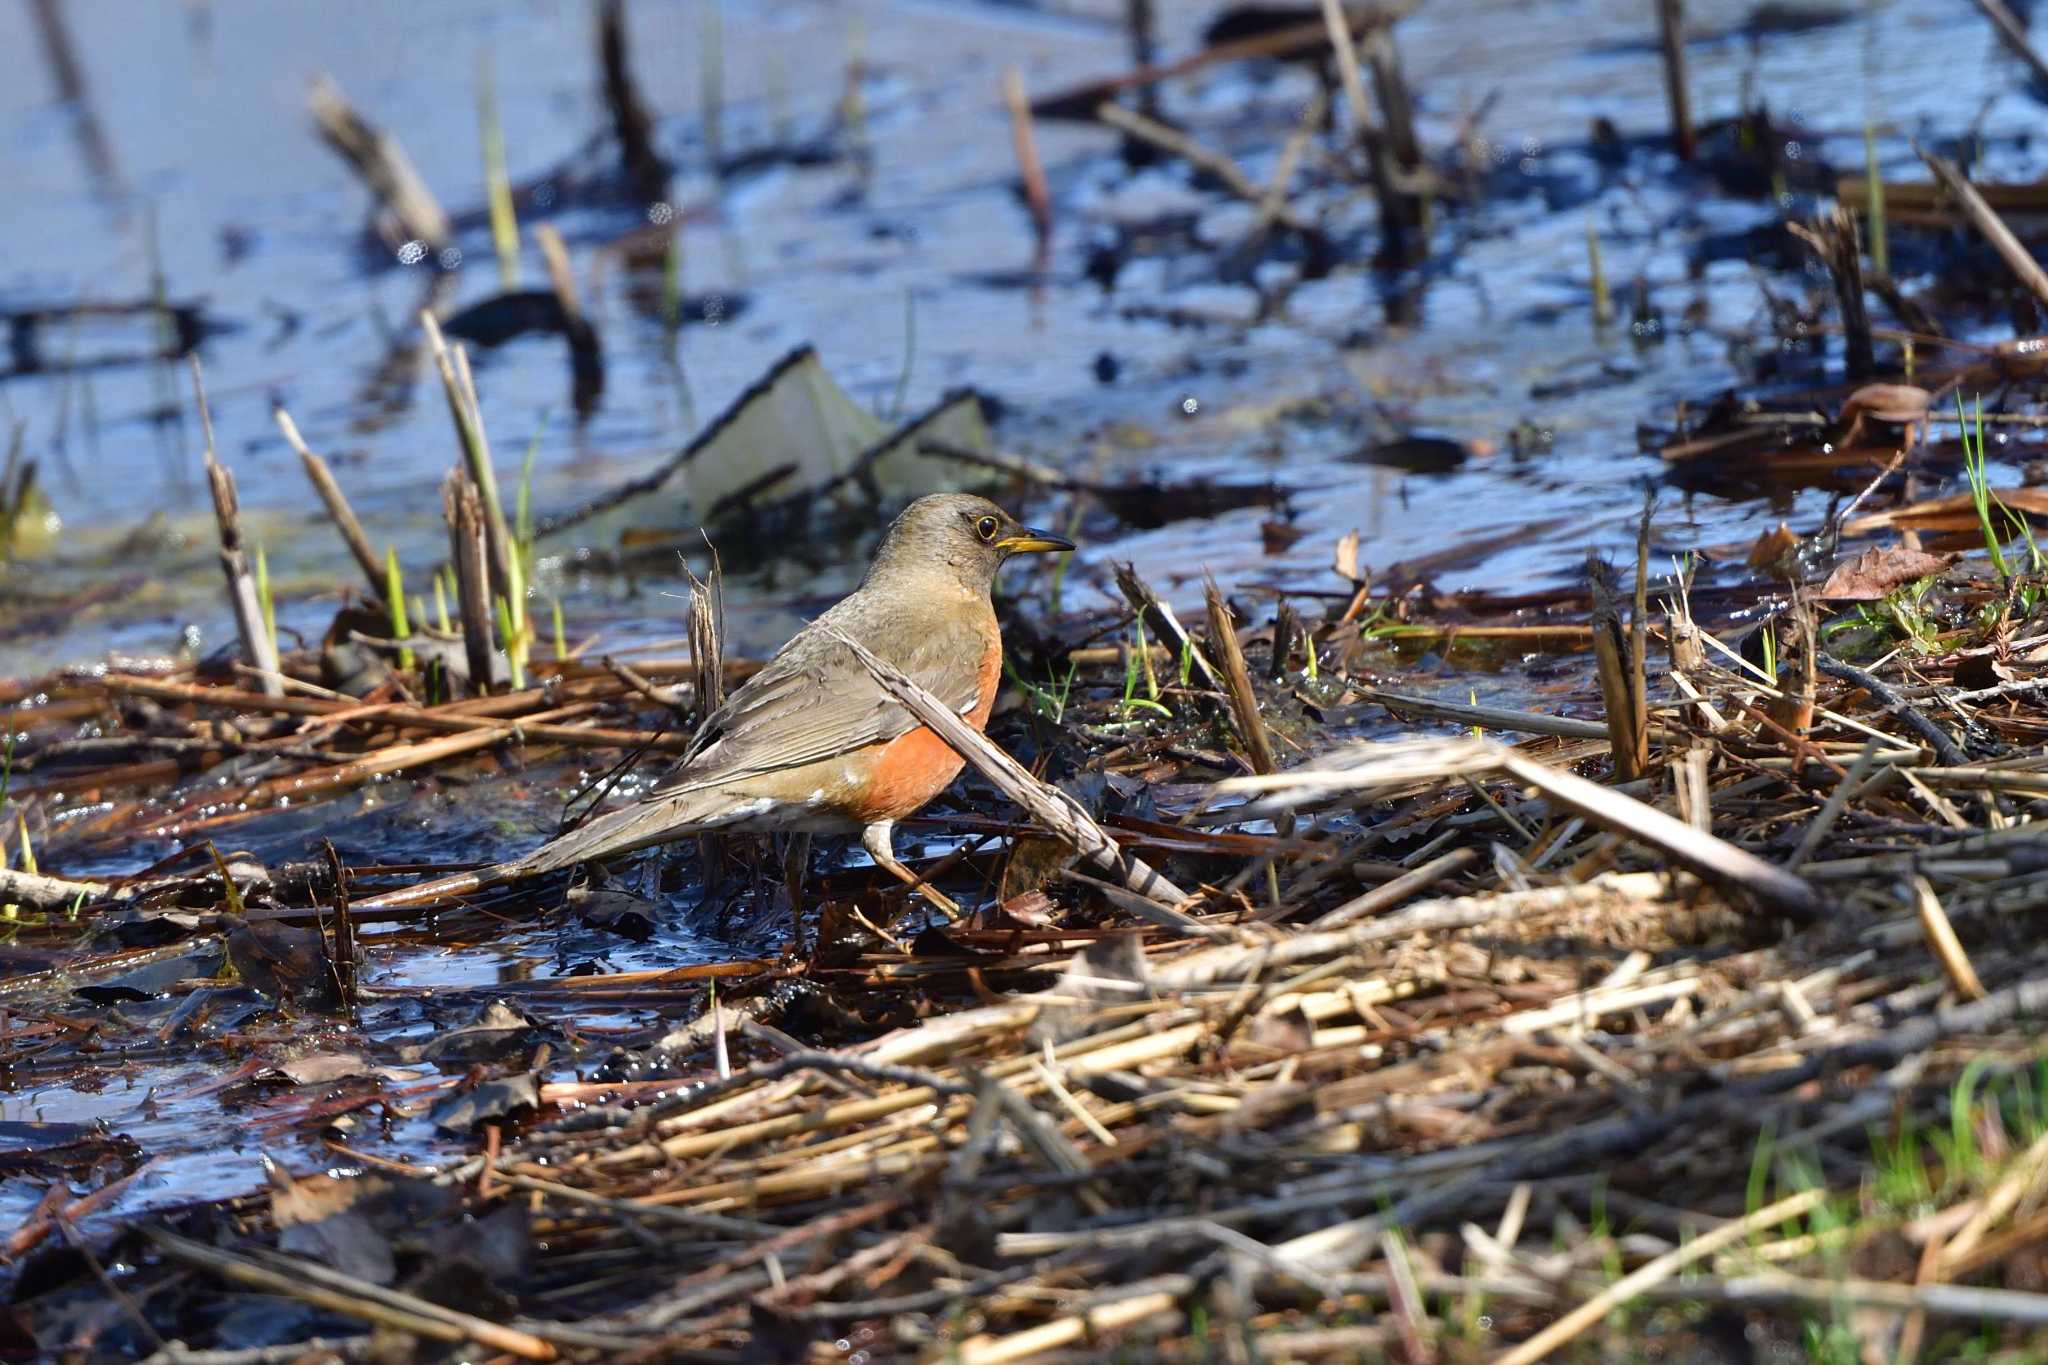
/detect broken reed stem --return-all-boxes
[307,74,452,252]
[321,838,357,1010]
[1788,208,1874,380]
[273,405,385,604]
[535,223,582,327]
[1094,102,1316,235]
[687,554,724,731]
[1205,581,1276,775]
[419,311,517,609]
[1588,559,1647,782]
[1921,147,2048,311]
[1362,24,1421,176]
[1254,90,1326,240]
[1656,0,1695,162]
[596,0,670,203]
[1911,874,1987,1001]
[1631,496,1651,763]
[1125,0,1160,114]
[191,358,284,698]
[1115,562,1224,694]
[1974,0,2048,92]
[699,0,725,174]
[1002,67,1053,255]
[443,471,498,693]
[1317,0,1375,135]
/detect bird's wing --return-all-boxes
[660,599,990,794]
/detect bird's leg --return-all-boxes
[781,831,812,957]
[861,820,962,920]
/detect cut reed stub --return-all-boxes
[443,471,501,694]
[1588,558,1648,783]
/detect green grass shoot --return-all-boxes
[1863,120,1887,276]
[1046,504,1083,616]
[1007,655,1078,722]
[255,543,277,659]
[496,594,527,690]
[1587,215,1612,328]
[1119,623,1170,718]
[385,546,413,671]
[478,50,520,291]
[1961,394,2013,581]
[551,597,566,659]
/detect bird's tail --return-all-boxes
[353,786,737,911]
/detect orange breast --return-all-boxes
[847,632,1002,823]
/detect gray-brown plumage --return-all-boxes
[360,494,1072,911]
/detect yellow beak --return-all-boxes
[996,527,1076,554]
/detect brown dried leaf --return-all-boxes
[1816,544,1954,600]
[1745,522,1801,568]
[1838,383,1931,426]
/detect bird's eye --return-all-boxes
[976,516,999,542]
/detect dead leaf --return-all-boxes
[1839,383,1931,426]
[1745,522,1801,569]
[1816,544,1954,600]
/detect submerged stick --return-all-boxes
[274,404,386,603]
[818,624,1198,919]
[192,359,284,698]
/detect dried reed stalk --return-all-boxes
[420,311,516,605]
[273,404,385,602]
[443,471,499,692]
[1002,67,1052,253]
[307,75,452,251]
[1205,581,1276,775]
[1589,559,1647,781]
[191,358,283,698]
[1656,0,1694,161]
[1922,148,2048,310]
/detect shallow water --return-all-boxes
[0,0,2038,1223]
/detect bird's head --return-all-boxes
[865,493,1074,592]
